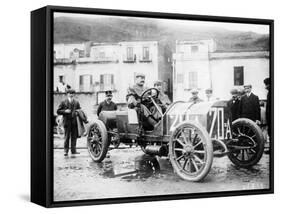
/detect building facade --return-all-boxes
[54,43,85,60]
[173,40,269,101]
[54,41,172,104]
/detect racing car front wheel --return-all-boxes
[87,120,109,162]
[227,118,264,168]
[169,121,213,182]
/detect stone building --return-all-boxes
[172,40,269,101]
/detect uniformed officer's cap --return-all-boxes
[66,89,75,94]
[135,72,145,78]
[244,84,252,88]
[105,90,113,97]
[154,80,162,86]
[230,88,238,95]
[191,88,199,94]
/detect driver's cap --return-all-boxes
[230,88,238,95]
[244,84,252,88]
[105,90,113,97]
[154,80,162,86]
[135,72,145,78]
[66,89,75,94]
[191,88,199,94]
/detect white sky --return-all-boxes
[54,12,269,35]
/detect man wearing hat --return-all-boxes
[154,80,171,109]
[240,84,261,123]
[227,88,241,121]
[188,89,203,104]
[127,73,147,104]
[126,73,157,129]
[237,87,246,100]
[57,89,81,156]
[97,90,117,117]
[205,88,218,102]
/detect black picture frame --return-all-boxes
[31,5,274,208]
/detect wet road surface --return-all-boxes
[53,137,270,202]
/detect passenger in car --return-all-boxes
[153,80,171,112]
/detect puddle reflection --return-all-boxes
[88,154,163,181]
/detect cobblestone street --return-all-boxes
[53,137,270,202]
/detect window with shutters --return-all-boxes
[141,46,151,62]
[177,73,184,84]
[191,45,199,53]
[125,47,135,62]
[100,74,115,91]
[99,51,105,59]
[79,75,93,92]
[234,66,244,86]
[188,71,198,89]
[78,50,85,58]
[59,75,65,83]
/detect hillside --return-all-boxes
[54,16,269,52]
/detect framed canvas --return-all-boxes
[31,5,274,207]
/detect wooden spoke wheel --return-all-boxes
[87,120,109,162]
[169,121,213,182]
[228,118,264,168]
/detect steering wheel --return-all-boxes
[140,88,163,119]
[140,88,160,103]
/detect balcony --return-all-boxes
[99,84,116,92]
[123,55,136,63]
[139,58,152,63]
[90,56,119,63]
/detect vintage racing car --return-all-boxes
[86,88,265,181]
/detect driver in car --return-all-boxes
[126,73,159,129]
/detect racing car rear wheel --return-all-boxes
[169,121,213,182]
[228,118,264,168]
[87,120,109,162]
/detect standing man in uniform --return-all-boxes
[240,84,261,124]
[227,88,241,121]
[57,89,81,156]
[97,90,117,117]
[188,89,203,104]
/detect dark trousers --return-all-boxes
[64,123,78,154]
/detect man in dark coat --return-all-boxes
[240,84,261,123]
[57,89,81,156]
[227,88,241,121]
[264,78,271,140]
[97,90,117,117]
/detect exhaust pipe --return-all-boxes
[144,145,168,157]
